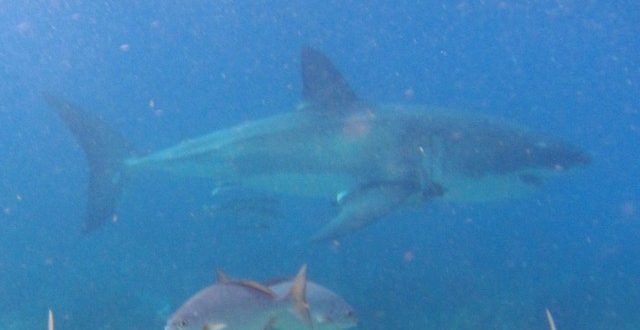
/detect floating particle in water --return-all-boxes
[403,88,415,100]
[16,21,31,35]
[119,43,130,52]
[620,200,636,218]
[403,250,415,263]
[330,239,341,253]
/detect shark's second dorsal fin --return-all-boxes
[301,47,359,113]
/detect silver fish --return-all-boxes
[268,280,357,329]
[165,266,309,330]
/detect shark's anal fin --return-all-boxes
[43,94,134,233]
[312,181,419,241]
[301,47,359,112]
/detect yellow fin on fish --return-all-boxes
[236,280,277,298]
[290,264,311,326]
[214,269,276,298]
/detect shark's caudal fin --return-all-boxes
[44,95,134,232]
[301,47,360,112]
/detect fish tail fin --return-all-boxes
[288,264,312,327]
[44,94,134,232]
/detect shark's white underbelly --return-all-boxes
[240,173,356,198]
[437,173,535,202]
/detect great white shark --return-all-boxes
[45,47,590,240]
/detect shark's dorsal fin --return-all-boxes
[301,47,359,112]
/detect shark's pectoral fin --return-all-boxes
[311,181,419,241]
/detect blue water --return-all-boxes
[1,1,638,329]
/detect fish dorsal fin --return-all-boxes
[262,277,290,286]
[48,309,54,330]
[216,270,231,283]
[301,47,359,113]
[236,280,278,299]
[289,264,312,326]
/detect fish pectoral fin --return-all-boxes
[203,323,227,330]
[312,181,418,241]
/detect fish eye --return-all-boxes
[174,319,189,329]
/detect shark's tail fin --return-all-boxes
[44,95,134,232]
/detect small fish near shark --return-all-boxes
[165,265,357,330]
[45,47,590,240]
[268,278,357,330]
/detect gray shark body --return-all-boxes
[46,48,590,239]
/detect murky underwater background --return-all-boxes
[1,1,639,329]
